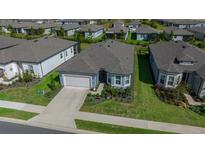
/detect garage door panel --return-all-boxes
[64,75,91,88]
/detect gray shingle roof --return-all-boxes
[188,27,205,34]
[158,19,201,25]
[55,23,80,31]
[165,26,193,36]
[80,24,103,32]
[58,40,134,75]
[0,36,27,50]
[135,25,159,34]
[149,41,205,79]
[106,26,128,34]
[128,20,141,26]
[0,37,78,64]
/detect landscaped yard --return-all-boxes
[81,47,205,128]
[0,107,37,120]
[0,71,62,106]
[75,119,172,134]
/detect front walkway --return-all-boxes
[29,87,88,128]
[0,100,46,113]
[184,93,204,106]
[74,111,205,134]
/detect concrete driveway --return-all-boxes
[29,87,88,128]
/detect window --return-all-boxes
[71,48,73,53]
[27,64,34,73]
[108,74,111,83]
[168,76,175,86]
[115,75,121,85]
[65,51,68,57]
[160,74,166,84]
[125,76,130,85]
[60,53,63,59]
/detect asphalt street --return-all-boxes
[0,121,71,134]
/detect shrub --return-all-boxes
[22,71,33,83]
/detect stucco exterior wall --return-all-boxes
[84,29,103,39]
[0,62,19,80]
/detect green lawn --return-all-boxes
[75,119,173,134]
[81,47,205,128]
[80,43,92,51]
[0,107,37,120]
[124,32,149,45]
[0,71,62,106]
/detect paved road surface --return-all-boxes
[0,121,70,134]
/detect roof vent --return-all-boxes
[182,45,186,48]
[111,40,113,43]
[34,40,38,42]
[44,37,48,39]
[107,44,110,47]
[175,41,178,43]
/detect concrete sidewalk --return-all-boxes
[75,111,205,134]
[0,100,46,113]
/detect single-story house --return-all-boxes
[133,25,159,41]
[156,19,205,29]
[58,40,134,89]
[113,20,124,27]
[149,41,205,98]
[54,23,80,36]
[59,19,98,25]
[106,25,128,40]
[79,24,104,39]
[128,20,141,32]
[0,37,78,84]
[0,21,57,35]
[188,27,205,40]
[164,26,193,41]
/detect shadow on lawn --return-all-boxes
[137,54,154,85]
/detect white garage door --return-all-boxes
[63,75,91,88]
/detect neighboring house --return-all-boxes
[58,40,134,89]
[54,23,80,36]
[0,37,78,84]
[59,19,89,25]
[113,20,124,27]
[156,19,205,29]
[21,22,57,35]
[128,20,141,31]
[80,24,104,39]
[188,27,205,40]
[149,41,205,98]
[164,26,193,41]
[0,36,27,50]
[106,25,128,40]
[134,25,159,41]
[0,21,57,35]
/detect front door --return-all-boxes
[99,70,107,83]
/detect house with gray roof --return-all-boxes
[128,20,141,31]
[0,37,78,84]
[164,26,193,41]
[79,24,104,39]
[156,19,205,29]
[133,25,159,41]
[54,23,80,36]
[0,20,57,35]
[58,40,134,89]
[188,27,205,40]
[149,41,205,98]
[106,20,128,40]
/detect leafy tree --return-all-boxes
[8,25,15,34]
[58,27,65,37]
[22,71,33,83]
[38,27,45,35]
[30,26,36,35]
[120,30,125,39]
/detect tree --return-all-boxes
[0,26,2,34]
[58,27,65,37]
[30,26,36,35]
[120,30,125,39]
[38,27,45,35]
[8,25,15,34]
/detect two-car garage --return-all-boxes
[61,74,92,88]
